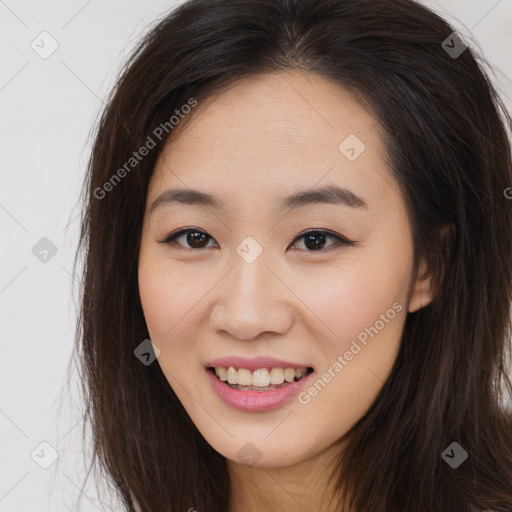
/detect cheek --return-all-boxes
[293,250,411,421]
[138,269,173,341]
[138,253,206,343]
[295,256,410,352]
[138,255,209,400]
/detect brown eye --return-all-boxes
[159,228,353,251]
[290,230,352,251]
[161,228,217,249]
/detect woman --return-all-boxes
[71,0,512,510]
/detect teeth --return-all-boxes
[226,366,238,385]
[252,369,270,387]
[284,368,295,382]
[237,368,252,386]
[269,367,284,385]
[295,367,307,379]
[212,366,310,388]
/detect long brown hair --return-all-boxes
[68,0,512,510]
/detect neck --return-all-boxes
[227,438,351,512]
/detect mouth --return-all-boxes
[207,366,314,391]
[204,360,315,412]
[208,366,313,392]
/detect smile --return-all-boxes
[204,358,315,411]
[210,366,313,390]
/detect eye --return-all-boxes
[158,228,354,251]
[159,228,218,249]
[290,229,353,251]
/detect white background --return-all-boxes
[1,1,511,510]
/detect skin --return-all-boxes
[138,71,433,511]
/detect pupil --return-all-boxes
[305,232,326,250]
[188,231,207,248]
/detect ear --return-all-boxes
[407,256,434,313]
[407,223,454,313]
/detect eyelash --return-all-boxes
[158,227,354,252]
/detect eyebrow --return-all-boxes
[150,183,368,213]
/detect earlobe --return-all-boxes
[407,258,434,313]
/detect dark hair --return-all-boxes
[69,0,512,510]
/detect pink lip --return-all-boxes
[205,356,312,371]
[204,366,314,412]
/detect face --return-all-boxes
[138,71,432,468]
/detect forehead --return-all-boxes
[148,71,396,213]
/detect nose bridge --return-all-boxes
[209,237,292,339]
[233,239,272,301]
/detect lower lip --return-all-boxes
[205,368,314,412]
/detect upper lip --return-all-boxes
[205,356,313,371]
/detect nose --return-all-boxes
[209,247,294,341]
